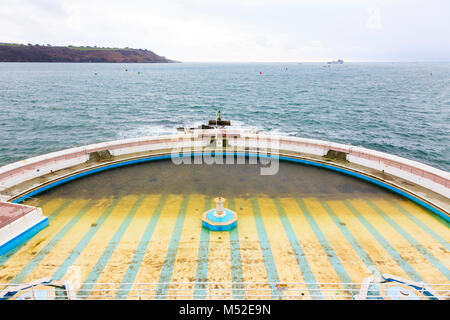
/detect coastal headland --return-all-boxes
[0,43,178,63]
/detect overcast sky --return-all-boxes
[1,0,449,62]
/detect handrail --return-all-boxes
[2,281,449,300]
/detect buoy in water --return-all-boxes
[51,106,55,110]
[259,71,262,74]
[138,71,141,75]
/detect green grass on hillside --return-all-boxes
[0,43,139,51]
[66,46,136,51]
[0,43,25,47]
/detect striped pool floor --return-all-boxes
[0,193,448,299]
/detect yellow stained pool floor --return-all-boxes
[0,160,449,299]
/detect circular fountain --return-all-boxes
[202,197,237,231]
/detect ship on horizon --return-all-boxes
[327,59,344,64]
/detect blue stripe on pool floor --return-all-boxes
[273,198,322,299]
[10,199,96,284]
[250,197,281,299]
[295,198,354,291]
[388,200,450,251]
[115,194,168,299]
[343,200,424,283]
[319,200,380,276]
[193,197,212,299]
[365,199,450,280]
[52,198,121,281]
[77,195,146,297]
[227,198,245,299]
[155,194,190,299]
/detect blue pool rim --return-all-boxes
[202,220,238,231]
[10,152,449,223]
[205,208,235,223]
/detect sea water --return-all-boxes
[0,62,449,171]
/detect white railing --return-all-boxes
[2,281,449,300]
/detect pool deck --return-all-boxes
[0,202,35,229]
[0,201,49,256]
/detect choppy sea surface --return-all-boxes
[0,62,449,171]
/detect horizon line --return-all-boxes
[179,60,450,63]
[1,60,449,63]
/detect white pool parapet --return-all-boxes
[0,129,448,218]
[0,201,48,255]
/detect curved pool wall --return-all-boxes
[6,152,450,223]
[0,130,449,221]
